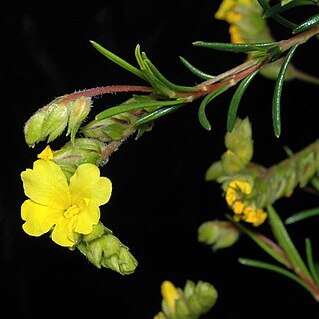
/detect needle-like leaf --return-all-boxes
[198,86,228,131]
[272,44,299,137]
[227,71,259,132]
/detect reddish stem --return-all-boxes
[298,271,319,301]
[179,62,263,100]
[59,85,154,103]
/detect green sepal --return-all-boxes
[272,44,299,137]
[227,71,259,132]
[198,85,228,131]
[292,13,319,34]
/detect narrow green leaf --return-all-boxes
[90,41,146,80]
[95,99,185,120]
[239,258,315,297]
[305,238,319,286]
[264,0,316,18]
[135,45,175,97]
[267,204,312,279]
[144,58,198,92]
[227,71,259,132]
[256,0,297,28]
[193,41,277,53]
[134,104,185,126]
[293,13,319,34]
[198,86,228,131]
[272,44,299,137]
[285,207,319,224]
[179,56,214,80]
[230,217,290,267]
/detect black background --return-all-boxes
[2,1,319,318]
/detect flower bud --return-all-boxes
[24,95,91,147]
[198,221,240,251]
[67,96,91,143]
[41,103,68,143]
[77,222,138,275]
[205,161,224,181]
[24,108,47,147]
[221,150,245,175]
[53,138,104,179]
[81,112,138,142]
[222,117,253,174]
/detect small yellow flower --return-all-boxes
[215,0,267,44]
[225,179,267,226]
[226,188,236,206]
[232,200,244,214]
[229,179,252,195]
[21,157,112,247]
[242,206,267,226]
[161,280,181,313]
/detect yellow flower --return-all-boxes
[225,179,267,226]
[21,157,112,247]
[232,200,244,214]
[215,0,269,44]
[242,206,267,226]
[228,179,252,195]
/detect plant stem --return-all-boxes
[280,24,319,52]
[59,85,154,104]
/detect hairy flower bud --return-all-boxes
[24,95,91,147]
[24,106,48,147]
[52,138,104,179]
[81,112,138,142]
[198,220,240,251]
[77,222,138,275]
[222,117,253,174]
[67,96,91,142]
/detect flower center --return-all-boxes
[64,204,80,219]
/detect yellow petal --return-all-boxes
[75,200,100,234]
[37,145,54,160]
[215,0,236,20]
[161,281,180,312]
[51,216,77,247]
[21,160,71,210]
[21,200,62,236]
[69,163,112,206]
